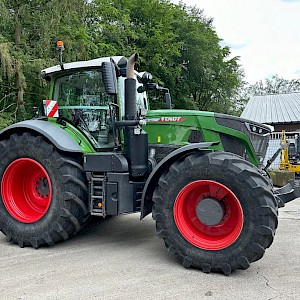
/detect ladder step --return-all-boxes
[90,174,106,217]
[91,196,103,199]
[91,208,103,216]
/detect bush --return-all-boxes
[0,113,14,130]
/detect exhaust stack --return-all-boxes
[125,53,138,121]
[123,53,148,178]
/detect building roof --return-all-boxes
[241,93,300,124]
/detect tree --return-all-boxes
[0,0,92,124]
[171,5,242,112]
[235,75,300,116]
[0,0,244,129]
[88,0,243,112]
[246,75,300,96]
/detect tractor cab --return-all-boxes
[41,56,150,151]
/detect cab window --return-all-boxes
[53,69,117,149]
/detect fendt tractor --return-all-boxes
[0,42,299,275]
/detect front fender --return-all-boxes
[140,142,219,219]
[0,120,82,153]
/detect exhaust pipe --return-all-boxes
[123,53,148,178]
[127,53,138,79]
[125,53,138,121]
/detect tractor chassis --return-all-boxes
[84,153,145,216]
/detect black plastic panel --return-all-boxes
[220,134,246,158]
[106,172,146,214]
[188,130,203,143]
[84,153,128,172]
[148,144,180,163]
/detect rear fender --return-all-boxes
[140,142,219,219]
[0,120,82,153]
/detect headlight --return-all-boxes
[245,122,270,136]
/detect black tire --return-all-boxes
[0,132,89,248]
[153,151,278,275]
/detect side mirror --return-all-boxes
[137,83,159,93]
[102,62,117,95]
[146,83,159,90]
[141,82,172,108]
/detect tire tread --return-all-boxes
[153,151,278,275]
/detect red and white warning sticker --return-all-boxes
[43,100,59,117]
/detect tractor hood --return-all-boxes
[146,109,272,133]
[145,109,272,166]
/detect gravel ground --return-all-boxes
[0,198,300,300]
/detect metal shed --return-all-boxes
[241,93,300,131]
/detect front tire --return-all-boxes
[0,132,89,248]
[153,151,278,275]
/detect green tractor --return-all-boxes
[0,44,298,275]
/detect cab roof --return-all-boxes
[41,56,127,79]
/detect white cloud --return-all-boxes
[172,0,300,83]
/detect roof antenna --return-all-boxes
[56,40,65,70]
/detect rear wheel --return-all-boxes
[0,132,89,248]
[153,151,278,275]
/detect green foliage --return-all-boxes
[0,113,14,130]
[89,0,243,112]
[0,0,244,125]
[246,75,300,96]
[0,0,91,123]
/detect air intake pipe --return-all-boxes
[123,53,149,178]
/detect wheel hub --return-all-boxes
[196,198,225,226]
[35,177,50,197]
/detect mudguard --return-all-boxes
[0,120,82,153]
[140,141,219,219]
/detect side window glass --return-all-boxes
[53,70,116,149]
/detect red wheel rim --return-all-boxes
[1,158,52,223]
[174,180,243,250]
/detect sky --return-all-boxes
[172,0,300,84]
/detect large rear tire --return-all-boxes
[153,151,278,275]
[0,132,89,248]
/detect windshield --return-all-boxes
[53,69,117,149]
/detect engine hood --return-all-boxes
[146,109,272,133]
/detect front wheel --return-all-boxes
[153,152,278,275]
[0,132,89,248]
